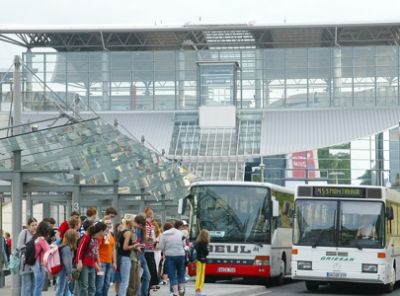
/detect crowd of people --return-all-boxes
[9,206,210,296]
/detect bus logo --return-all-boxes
[320,256,354,262]
[209,244,252,254]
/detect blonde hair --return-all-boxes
[196,229,210,244]
[121,213,135,229]
[62,229,78,251]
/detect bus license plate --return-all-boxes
[218,267,236,273]
[327,272,346,278]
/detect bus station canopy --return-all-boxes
[0,114,188,201]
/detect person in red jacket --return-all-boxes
[76,222,107,296]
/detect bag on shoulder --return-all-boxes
[9,250,21,274]
[43,244,63,275]
[24,239,36,266]
[189,244,197,263]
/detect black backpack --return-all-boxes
[24,238,36,266]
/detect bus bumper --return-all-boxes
[189,262,271,278]
[292,270,386,284]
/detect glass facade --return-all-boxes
[2,46,397,189]
[249,127,398,188]
[19,45,399,112]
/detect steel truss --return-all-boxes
[1,24,400,51]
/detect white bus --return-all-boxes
[291,185,400,292]
[179,181,294,284]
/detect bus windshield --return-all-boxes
[293,199,385,249]
[190,185,271,243]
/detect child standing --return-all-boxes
[56,229,77,296]
[194,230,209,296]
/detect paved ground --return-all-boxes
[4,276,400,295]
[1,275,268,296]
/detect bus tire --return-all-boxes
[384,265,396,293]
[205,276,216,283]
[305,281,319,291]
[269,258,286,286]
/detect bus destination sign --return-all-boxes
[313,187,365,198]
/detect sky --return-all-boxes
[0,0,400,67]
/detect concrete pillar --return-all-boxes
[11,150,22,296]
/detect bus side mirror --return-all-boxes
[178,194,190,215]
[386,207,394,220]
[272,200,279,217]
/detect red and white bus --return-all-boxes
[179,181,294,284]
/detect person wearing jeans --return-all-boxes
[95,219,116,296]
[159,221,186,296]
[76,222,107,296]
[17,218,38,296]
[33,261,47,296]
[33,221,51,296]
[118,214,138,296]
[138,252,151,296]
[56,229,77,296]
[80,266,97,296]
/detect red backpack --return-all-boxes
[43,244,63,275]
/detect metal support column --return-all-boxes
[66,198,72,218]
[11,150,22,296]
[112,176,119,222]
[13,56,22,135]
[11,56,23,296]
[26,192,33,221]
[72,169,80,214]
[42,202,51,219]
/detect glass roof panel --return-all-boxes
[0,117,188,200]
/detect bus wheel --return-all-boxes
[384,266,396,293]
[205,276,216,283]
[305,281,319,291]
[269,258,286,286]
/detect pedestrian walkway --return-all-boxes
[2,276,268,296]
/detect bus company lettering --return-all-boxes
[209,244,256,254]
[320,256,355,262]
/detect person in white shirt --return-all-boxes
[356,216,377,240]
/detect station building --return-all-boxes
[1,23,400,190]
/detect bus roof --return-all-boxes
[190,181,294,195]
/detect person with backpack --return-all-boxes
[194,230,210,296]
[55,229,77,296]
[32,221,52,296]
[17,217,38,296]
[76,221,107,296]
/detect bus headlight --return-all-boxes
[362,264,378,273]
[297,261,312,270]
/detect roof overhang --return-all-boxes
[2,22,400,51]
